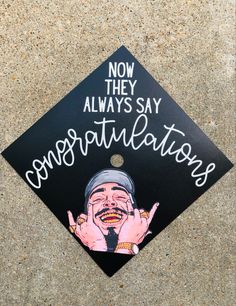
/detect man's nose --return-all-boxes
[103,197,117,207]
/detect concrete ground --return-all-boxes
[1,1,235,305]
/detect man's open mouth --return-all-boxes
[100,212,123,223]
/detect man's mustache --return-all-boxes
[94,207,128,218]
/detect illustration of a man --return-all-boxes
[67,169,159,255]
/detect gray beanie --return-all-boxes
[85,169,135,198]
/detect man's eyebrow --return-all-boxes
[89,188,105,198]
[111,186,128,194]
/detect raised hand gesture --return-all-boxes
[67,203,107,252]
[118,201,159,246]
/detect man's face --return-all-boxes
[88,182,131,231]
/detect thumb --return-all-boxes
[67,210,76,226]
[145,230,152,237]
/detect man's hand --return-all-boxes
[117,202,159,247]
[67,204,107,252]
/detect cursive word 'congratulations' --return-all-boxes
[25,114,215,189]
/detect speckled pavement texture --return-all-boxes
[0,1,235,305]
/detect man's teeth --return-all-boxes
[100,213,122,223]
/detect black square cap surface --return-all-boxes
[2,46,233,276]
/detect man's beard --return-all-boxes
[105,227,118,252]
[95,207,127,252]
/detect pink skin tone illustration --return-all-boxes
[67,182,159,254]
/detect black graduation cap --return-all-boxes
[2,46,233,276]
